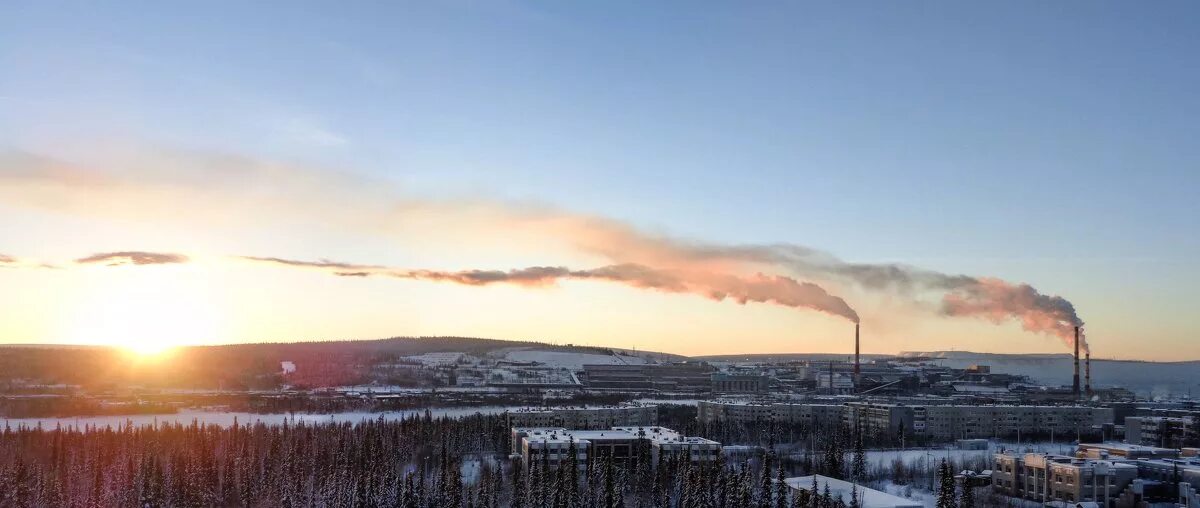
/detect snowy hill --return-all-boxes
[496,347,666,369]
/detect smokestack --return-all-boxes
[1085,350,1092,398]
[854,323,861,379]
[1073,326,1081,399]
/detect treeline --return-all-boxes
[0,409,1001,508]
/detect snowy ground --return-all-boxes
[499,349,651,369]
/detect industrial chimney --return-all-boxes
[854,323,861,379]
[1073,326,1081,399]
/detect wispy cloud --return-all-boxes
[0,253,60,270]
[75,251,189,266]
[274,117,348,148]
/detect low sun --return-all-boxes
[60,271,223,356]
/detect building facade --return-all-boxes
[511,426,720,468]
[506,405,657,429]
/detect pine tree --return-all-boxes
[775,464,789,508]
[936,460,956,508]
[759,452,774,508]
[958,482,974,508]
[851,425,866,482]
[511,458,525,508]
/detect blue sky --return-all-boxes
[1,1,1197,357]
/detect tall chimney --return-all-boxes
[1085,351,1092,398]
[1073,326,1081,399]
[854,323,861,379]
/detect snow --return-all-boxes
[786,475,923,508]
[500,349,651,369]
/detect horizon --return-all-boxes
[2,335,1195,364]
[3,2,1198,360]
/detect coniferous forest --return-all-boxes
[0,409,995,508]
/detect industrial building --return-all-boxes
[711,373,769,393]
[582,362,715,392]
[510,426,721,468]
[505,404,657,429]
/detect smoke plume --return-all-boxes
[244,257,861,323]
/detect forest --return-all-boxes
[0,410,992,508]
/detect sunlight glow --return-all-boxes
[59,266,224,354]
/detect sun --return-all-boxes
[60,267,224,354]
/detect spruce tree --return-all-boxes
[759,452,774,508]
[511,458,525,508]
[935,460,956,508]
[958,483,974,508]
[851,425,866,482]
[775,464,789,508]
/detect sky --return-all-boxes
[1,1,1197,359]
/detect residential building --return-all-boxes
[1126,416,1189,448]
[991,452,1137,505]
[511,426,720,468]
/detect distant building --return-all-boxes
[582,362,715,392]
[1077,443,1179,460]
[506,405,657,429]
[697,401,843,427]
[784,475,922,508]
[1125,416,1190,448]
[845,402,1112,440]
[511,426,720,468]
[711,373,769,393]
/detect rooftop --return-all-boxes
[515,426,719,446]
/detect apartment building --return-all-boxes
[511,426,720,468]
[991,452,1137,505]
[697,400,843,427]
[1126,416,1190,448]
[846,403,1112,440]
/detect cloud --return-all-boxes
[275,117,349,148]
[0,253,60,270]
[237,256,382,271]
[75,251,189,266]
